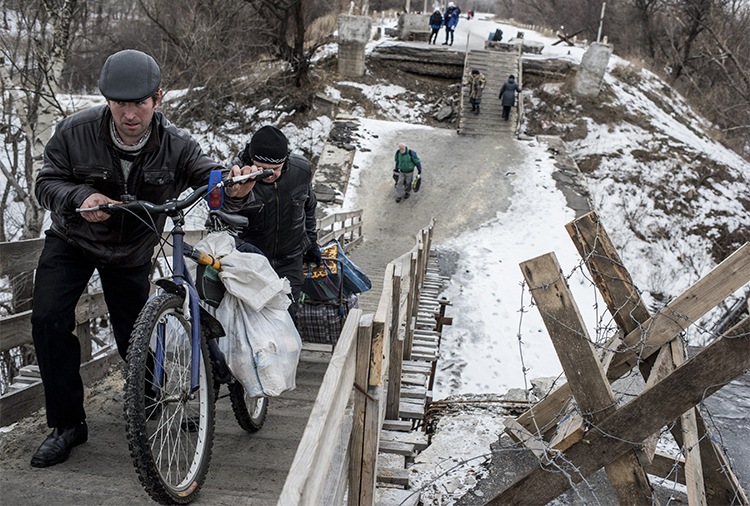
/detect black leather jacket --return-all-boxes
[233,153,318,267]
[36,105,245,267]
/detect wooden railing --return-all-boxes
[0,210,363,426]
[317,209,363,252]
[277,219,436,506]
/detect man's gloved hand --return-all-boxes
[303,243,323,266]
[393,169,400,183]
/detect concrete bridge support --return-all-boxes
[574,42,613,96]
[337,14,371,78]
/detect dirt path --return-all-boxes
[348,124,524,312]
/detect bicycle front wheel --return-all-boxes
[124,293,215,505]
[228,381,268,432]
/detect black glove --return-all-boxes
[303,243,323,266]
[392,169,399,183]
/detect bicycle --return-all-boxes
[77,168,274,505]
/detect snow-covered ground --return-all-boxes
[327,14,750,505]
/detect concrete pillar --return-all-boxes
[337,14,372,78]
[573,42,613,96]
[397,12,430,40]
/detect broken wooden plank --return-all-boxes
[382,420,412,432]
[379,440,416,458]
[377,467,410,486]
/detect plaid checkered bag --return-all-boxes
[297,294,359,345]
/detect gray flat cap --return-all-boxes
[99,50,161,102]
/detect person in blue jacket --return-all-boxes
[393,143,422,203]
[429,8,443,45]
[442,2,461,46]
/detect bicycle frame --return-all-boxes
[152,216,204,395]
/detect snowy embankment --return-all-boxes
[328,15,749,505]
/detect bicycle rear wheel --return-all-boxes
[124,293,215,505]
[228,381,268,432]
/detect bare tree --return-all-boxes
[0,0,79,392]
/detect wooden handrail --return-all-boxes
[277,308,363,506]
[279,218,437,506]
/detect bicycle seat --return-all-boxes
[209,209,249,229]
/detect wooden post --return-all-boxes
[671,338,707,506]
[386,263,404,420]
[520,252,656,506]
[607,242,750,378]
[371,264,394,388]
[349,314,374,506]
[403,252,418,361]
[488,316,750,506]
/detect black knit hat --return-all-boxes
[247,125,289,165]
[99,50,161,102]
[471,69,479,75]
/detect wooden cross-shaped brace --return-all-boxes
[502,211,750,505]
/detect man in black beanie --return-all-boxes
[232,125,319,324]
[30,49,256,469]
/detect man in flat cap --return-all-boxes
[30,49,257,468]
[231,125,319,325]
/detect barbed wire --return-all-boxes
[503,221,749,505]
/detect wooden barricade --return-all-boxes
[496,210,750,506]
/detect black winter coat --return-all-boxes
[499,77,522,106]
[233,153,318,268]
[36,105,241,267]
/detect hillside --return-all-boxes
[315,16,750,505]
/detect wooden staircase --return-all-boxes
[458,49,522,136]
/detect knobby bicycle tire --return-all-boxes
[228,381,268,432]
[124,293,215,505]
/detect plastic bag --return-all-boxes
[193,231,300,397]
[192,231,291,312]
[216,291,302,397]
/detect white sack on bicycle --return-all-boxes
[216,293,301,397]
[193,232,291,311]
[194,232,300,397]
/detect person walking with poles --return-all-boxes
[29,49,256,469]
[393,143,422,203]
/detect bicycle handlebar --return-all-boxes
[75,169,275,214]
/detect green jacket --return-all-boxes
[394,148,422,173]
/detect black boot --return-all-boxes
[475,105,480,114]
[31,422,88,468]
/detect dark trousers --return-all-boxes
[31,232,151,428]
[445,27,454,44]
[272,256,304,327]
[429,28,440,43]
[502,105,511,120]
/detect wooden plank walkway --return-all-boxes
[0,348,331,506]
